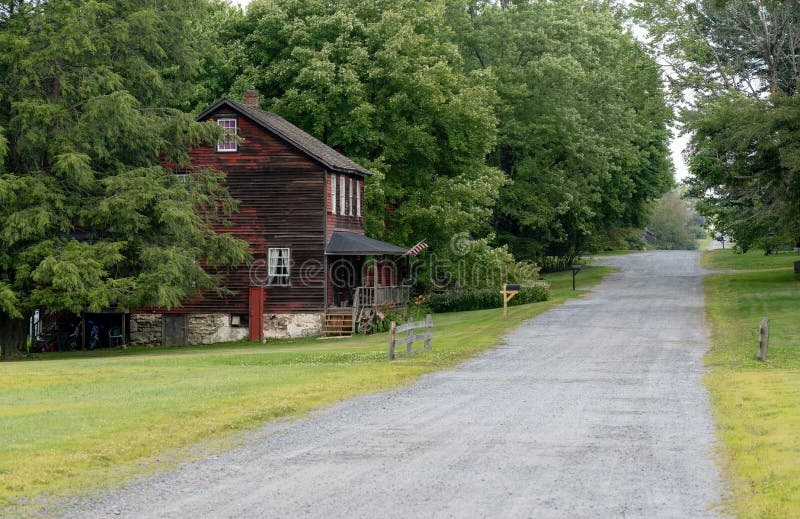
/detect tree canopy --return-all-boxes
[0,0,249,357]
[224,0,507,255]
[453,0,674,260]
[636,0,800,250]
[0,0,675,355]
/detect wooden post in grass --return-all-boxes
[389,321,397,360]
[405,317,414,355]
[758,318,770,362]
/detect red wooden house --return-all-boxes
[130,92,410,346]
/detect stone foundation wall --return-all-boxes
[130,313,163,346]
[264,313,324,339]
[187,314,248,345]
[131,312,322,345]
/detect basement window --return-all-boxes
[217,118,238,152]
[231,314,249,328]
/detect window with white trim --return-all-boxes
[339,175,346,215]
[268,248,290,285]
[356,179,362,217]
[348,177,354,216]
[331,174,337,214]
[217,118,237,152]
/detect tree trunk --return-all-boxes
[0,314,29,360]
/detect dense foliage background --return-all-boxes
[0,0,675,356]
[635,0,800,252]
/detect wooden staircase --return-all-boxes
[323,309,353,337]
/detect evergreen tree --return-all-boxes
[0,0,250,358]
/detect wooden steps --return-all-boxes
[323,310,353,337]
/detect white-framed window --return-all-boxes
[356,179,362,217]
[339,175,346,215]
[230,314,249,328]
[331,174,337,214]
[217,118,237,152]
[348,177,354,216]
[175,173,189,186]
[268,248,291,285]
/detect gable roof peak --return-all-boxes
[197,98,371,177]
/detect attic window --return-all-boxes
[217,118,237,152]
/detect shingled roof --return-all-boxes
[197,98,371,177]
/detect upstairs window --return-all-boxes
[268,248,291,285]
[174,167,191,186]
[331,174,337,214]
[356,179,362,217]
[217,118,237,152]
[348,177,354,216]
[339,175,346,215]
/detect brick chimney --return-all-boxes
[243,90,260,107]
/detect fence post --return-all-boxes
[388,321,397,361]
[758,318,770,361]
[424,314,432,351]
[406,317,414,354]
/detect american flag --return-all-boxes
[405,239,428,256]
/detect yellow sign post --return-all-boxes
[501,283,520,319]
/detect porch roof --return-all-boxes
[326,231,407,256]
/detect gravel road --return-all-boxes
[60,250,725,518]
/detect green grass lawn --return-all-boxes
[702,248,800,518]
[704,247,800,271]
[697,237,714,250]
[0,266,612,510]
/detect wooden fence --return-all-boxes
[388,314,433,361]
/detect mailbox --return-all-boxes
[504,283,521,292]
[571,264,583,290]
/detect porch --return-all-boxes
[323,231,413,337]
[323,285,411,337]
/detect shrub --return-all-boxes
[538,256,583,273]
[427,284,550,313]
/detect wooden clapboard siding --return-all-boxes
[156,109,329,315]
[137,99,375,319]
[324,172,366,307]
[325,171,365,243]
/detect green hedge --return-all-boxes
[427,284,551,313]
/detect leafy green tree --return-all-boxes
[686,93,800,251]
[634,0,800,99]
[0,0,250,358]
[452,0,673,261]
[221,0,506,253]
[636,0,800,249]
[646,191,698,250]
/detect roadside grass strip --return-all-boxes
[0,267,613,510]
[702,249,800,518]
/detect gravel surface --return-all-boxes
[58,250,726,518]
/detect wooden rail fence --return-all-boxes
[388,314,433,361]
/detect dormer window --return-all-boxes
[217,118,237,152]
